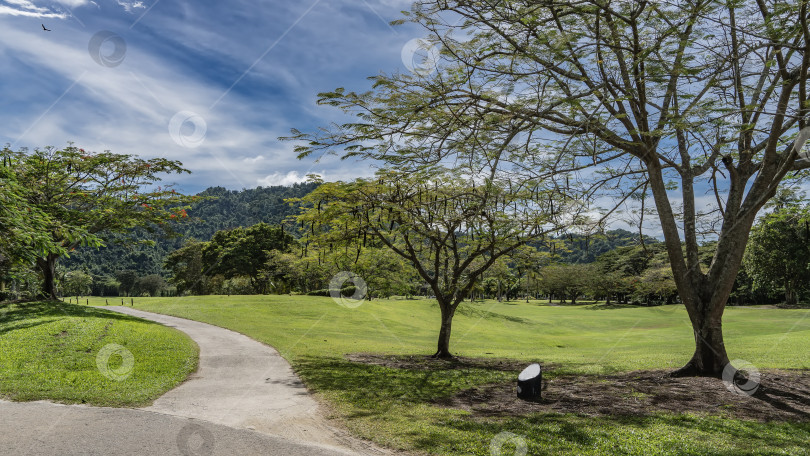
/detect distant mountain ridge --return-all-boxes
[63,182,654,277]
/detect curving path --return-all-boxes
[0,307,392,456]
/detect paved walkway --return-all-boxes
[0,401,352,455]
[0,307,391,456]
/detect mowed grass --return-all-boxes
[0,301,198,407]
[93,295,810,454]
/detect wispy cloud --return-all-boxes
[1,0,145,18]
[114,0,143,12]
[0,0,418,192]
[0,0,67,18]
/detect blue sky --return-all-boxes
[0,0,420,194]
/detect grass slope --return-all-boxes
[0,301,198,407]
[94,296,810,454]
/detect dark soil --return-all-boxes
[346,354,810,422]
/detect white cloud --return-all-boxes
[0,25,295,189]
[0,0,138,17]
[243,155,265,164]
[56,0,90,7]
[0,0,67,18]
[258,170,314,187]
[115,0,143,12]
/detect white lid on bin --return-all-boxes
[518,363,541,381]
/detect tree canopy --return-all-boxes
[287,0,810,376]
[202,222,296,294]
[293,165,584,358]
[2,144,192,299]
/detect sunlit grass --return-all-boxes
[96,295,810,373]
[0,301,198,407]
[101,295,810,455]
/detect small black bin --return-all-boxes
[517,363,542,402]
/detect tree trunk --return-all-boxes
[785,280,798,306]
[36,253,59,300]
[671,309,729,377]
[432,301,457,359]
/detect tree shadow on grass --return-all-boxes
[753,379,810,419]
[294,355,513,418]
[294,355,810,454]
[0,300,161,336]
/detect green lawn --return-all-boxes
[91,296,810,454]
[0,301,198,407]
[101,295,810,373]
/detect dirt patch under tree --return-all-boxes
[347,354,810,422]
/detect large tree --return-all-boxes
[289,0,810,376]
[201,223,296,293]
[3,145,192,299]
[165,239,208,296]
[293,167,582,358]
[1,162,65,283]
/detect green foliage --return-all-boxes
[288,0,810,373]
[115,270,138,297]
[202,222,295,293]
[164,239,207,295]
[632,265,678,306]
[89,274,120,297]
[62,270,93,297]
[595,243,668,277]
[537,264,593,304]
[0,164,59,274]
[2,144,193,298]
[291,168,575,356]
[10,144,191,242]
[135,274,166,297]
[745,202,810,305]
[537,230,659,264]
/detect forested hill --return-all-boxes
[63,181,655,277]
[536,229,660,264]
[62,182,319,276]
[174,183,319,241]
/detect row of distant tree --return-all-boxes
[36,192,810,306]
[150,196,810,307]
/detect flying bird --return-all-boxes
[42,24,51,31]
